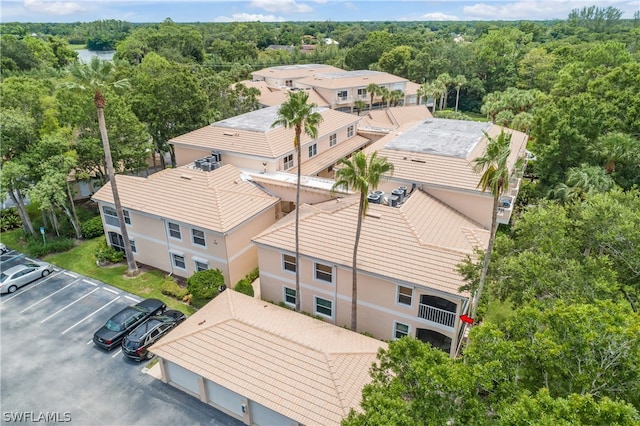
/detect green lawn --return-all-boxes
[1,229,195,315]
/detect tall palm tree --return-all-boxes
[453,74,468,112]
[272,91,323,312]
[379,86,390,108]
[435,73,452,110]
[63,58,138,276]
[354,99,367,116]
[469,130,512,320]
[332,151,394,330]
[389,89,404,107]
[366,83,381,111]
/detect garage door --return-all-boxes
[205,379,245,418]
[165,362,200,395]
[250,400,296,426]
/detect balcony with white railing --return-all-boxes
[417,303,456,328]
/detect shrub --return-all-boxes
[161,280,189,299]
[187,269,225,308]
[245,267,259,283]
[94,239,124,264]
[26,237,75,257]
[81,216,104,239]
[233,278,254,297]
[0,208,21,231]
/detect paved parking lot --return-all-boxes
[0,252,244,426]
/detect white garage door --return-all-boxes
[205,379,245,417]
[250,400,296,426]
[165,362,200,395]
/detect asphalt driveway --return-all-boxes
[0,258,243,426]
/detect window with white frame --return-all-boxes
[284,287,296,306]
[108,231,124,251]
[285,79,293,87]
[398,285,413,306]
[172,253,186,269]
[315,263,333,283]
[194,260,208,272]
[283,154,294,170]
[168,222,181,239]
[103,206,119,227]
[123,209,131,225]
[283,254,296,272]
[329,133,337,147]
[357,88,367,98]
[394,322,409,339]
[129,239,137,253]
[347,125,354,138]
[192,229,206,246]
[337,90,348,100]
[308,144,317,158]
[315,297,332,317]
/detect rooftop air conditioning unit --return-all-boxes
[201,162,214,172]
[367,193,381,204]
[388,195,399,208]
[391,188,405,203]
[194,159,205,169]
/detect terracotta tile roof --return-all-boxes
[358,106,432,131]
[254,190,489,297]
[169,106,359,160]
[252,64,345,81]
[296,70,409,90]
[365,119,529,191]
[258,88,330,108]
[91,165,278,233]
[289,135,371,176]
[150,290,386,425]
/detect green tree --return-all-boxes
[469,131,512,320]
[62,57,138,276]
[130,53,209,168]
[332,151,393,330]
[353,99,366,116]
[366,82,382,111]
[272,91,323,312]
[453,74,467,112]
[187,268,225,308]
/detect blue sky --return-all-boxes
[1,0,638,23]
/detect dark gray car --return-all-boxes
[93,298,166,350]
[122,310,186,361]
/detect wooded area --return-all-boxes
[1,6,639,423]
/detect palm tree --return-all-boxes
[366,83,381,111]
[332,151,393,331]
[435,73,452,110]
[63,58,138,276]
[272,90,323,313]
[379,86,390,108]
[469,130,512,320]
[453,74,468,112]
[588,132,639,174]
[389,89,404,107]
[417,82,433,110]
[354,100,367,116]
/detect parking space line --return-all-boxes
[125,295,141,303]
[19,279,80,313]
[102,287,119,295]
[82,279,98,287]
[41,288,100,323]
[62,296,121,335]
[64,271,78,279]
[111,349,123,358]
[1,270,62,305]
[86,340,93,345]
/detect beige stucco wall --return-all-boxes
[256,244,465,355]
[98,201,277,286]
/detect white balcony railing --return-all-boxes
[417,303,456,328]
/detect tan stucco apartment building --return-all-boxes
[92,164,279,285]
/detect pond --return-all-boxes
[76,49,115,63]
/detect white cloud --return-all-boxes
[214,12,286,22]
[464,0,638,20]
[419,12,459,21]
[344,2,358,11]
[24,0,86,15]
[250,0,313,13]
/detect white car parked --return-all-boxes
[0,261,53,294]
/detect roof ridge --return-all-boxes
[324,355,350,419]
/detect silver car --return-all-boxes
[0,262,54,294]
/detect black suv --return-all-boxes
[93,298,166,350]
[122,310,186,361]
